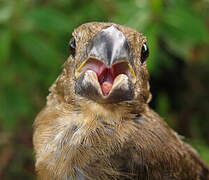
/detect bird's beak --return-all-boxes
[75,25,136,97]
[87,25,133,67]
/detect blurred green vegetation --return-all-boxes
[0,0,209,179]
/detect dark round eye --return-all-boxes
[69,37,76,57]
[141,43,149,63]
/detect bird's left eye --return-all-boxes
[69,37,76,57]
[141,43,149,64]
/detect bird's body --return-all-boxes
[33,22,209,180]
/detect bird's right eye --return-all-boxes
[69,37,76,57]
[140,42,149,64]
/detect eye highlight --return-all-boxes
[141,43,149,63]
[69,37,76,57]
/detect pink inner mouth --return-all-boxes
[79,58,130,96]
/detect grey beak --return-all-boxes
[87,25,131,67]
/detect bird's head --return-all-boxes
[54,22,151,106]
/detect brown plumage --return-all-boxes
[33,22,209,180]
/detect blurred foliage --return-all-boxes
[0,0,209,179]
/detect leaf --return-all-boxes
[161,6,209,59]
[144,24,159,74]
[148,0,163,16]
[26,7,72,34]
[17,33,61,69]
[0,1,13,24]
[0,28,11,64]
[0,86,31,130]
[112,0,150,28]
[163,8,209,43]
[156,92,170,118]
[189,140,209,164]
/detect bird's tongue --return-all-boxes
[99,69,113,96]
[101,82,112,95]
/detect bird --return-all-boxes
[33,22,209,180]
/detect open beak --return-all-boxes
[75,25,136,96]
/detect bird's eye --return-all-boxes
[141,43,149,64]
[69,37,76,57]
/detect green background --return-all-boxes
[0,0,209,179]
